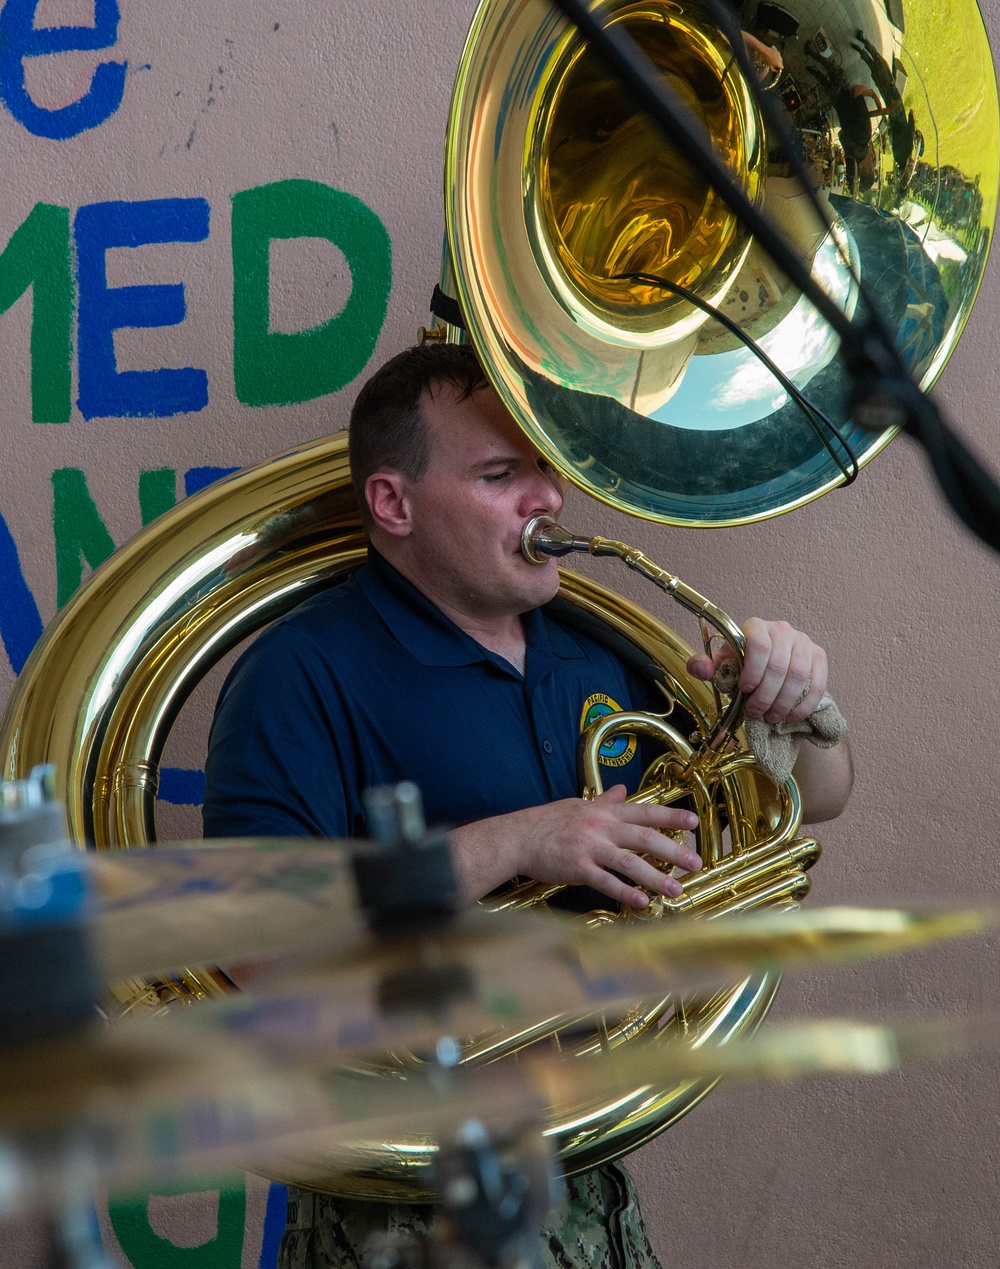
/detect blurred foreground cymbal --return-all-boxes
[0,930,993,1215]
[0,1014,537,1214]
[89,838,996,1010]
[89,838,360,980]
[0,1023,335,1216]
[526,1014,972,1108]
[9,825,995,1216]
[236,1011,987,1191]
[568,904,996,982]
[185,904,996,1064]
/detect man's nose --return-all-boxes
[525,463,564,516]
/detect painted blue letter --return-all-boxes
[0,511,42,674]
[75,199,210,420]
[0,0,126,139]
[184,466,239,497]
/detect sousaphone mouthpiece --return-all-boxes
[520,516,591,563]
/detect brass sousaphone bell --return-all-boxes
[0,0,997,1200]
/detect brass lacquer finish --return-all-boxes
[0,435,364,848]
[451,520,820,1196]
[0,435,797,1197]
[538,6,759,321]
[0,436,365,1011]
[497,517,820,926]
[4,0,998,1207]
[431,0,998,1188]
[447,0,999,523]
[448,0,764,444]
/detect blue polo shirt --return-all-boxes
[202,547,652,842]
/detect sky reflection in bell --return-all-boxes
[650,228,858,432]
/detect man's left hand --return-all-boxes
[686,619,828,726]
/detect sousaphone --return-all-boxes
[0,0,996,1200]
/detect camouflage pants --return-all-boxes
[278,1163,662,1269]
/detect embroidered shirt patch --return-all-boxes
[579,692,637,768]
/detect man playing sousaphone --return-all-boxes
[203,341,854,1269]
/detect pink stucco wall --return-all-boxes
[1,0,999,1264]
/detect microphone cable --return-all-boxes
[616,271,860,484]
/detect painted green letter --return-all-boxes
[53,468,181,607]
[138,468,177,525]
[0,203,73,422]
[231,179,391,407]
[51,468,115,606]
[108,1184,246,1269]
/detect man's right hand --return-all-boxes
[450,784,701,910]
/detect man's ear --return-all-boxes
[366,471,412,538]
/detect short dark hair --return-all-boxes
[348,343,489,527]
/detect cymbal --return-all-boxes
[3,818,993,1215]
[0,1022,335,1215]
[229,1011,984,1191]
[88,837,995,1009]
[166,906,610,1063]
[0,1006,535,1213]
[180,904,994,1065]
[89,838,360,981]
[565,904,996,983]
[1,1003,982,1219]
[85,837,996,1091]
[0,1021,546,1216]
[525,1015,971,1112]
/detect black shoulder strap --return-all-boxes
[429,284,467,330]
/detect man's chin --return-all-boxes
[518,570,561,611]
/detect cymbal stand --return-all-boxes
[365,1119,559,1269]
[36,1179,109,1269]
[0,768,112,1269]
[355,786,562,1269]
[435,1119,559,1269]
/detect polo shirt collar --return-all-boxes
[527,603,585,660]
[355,547,585,668]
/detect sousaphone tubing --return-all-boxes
[1,0,996,1200]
